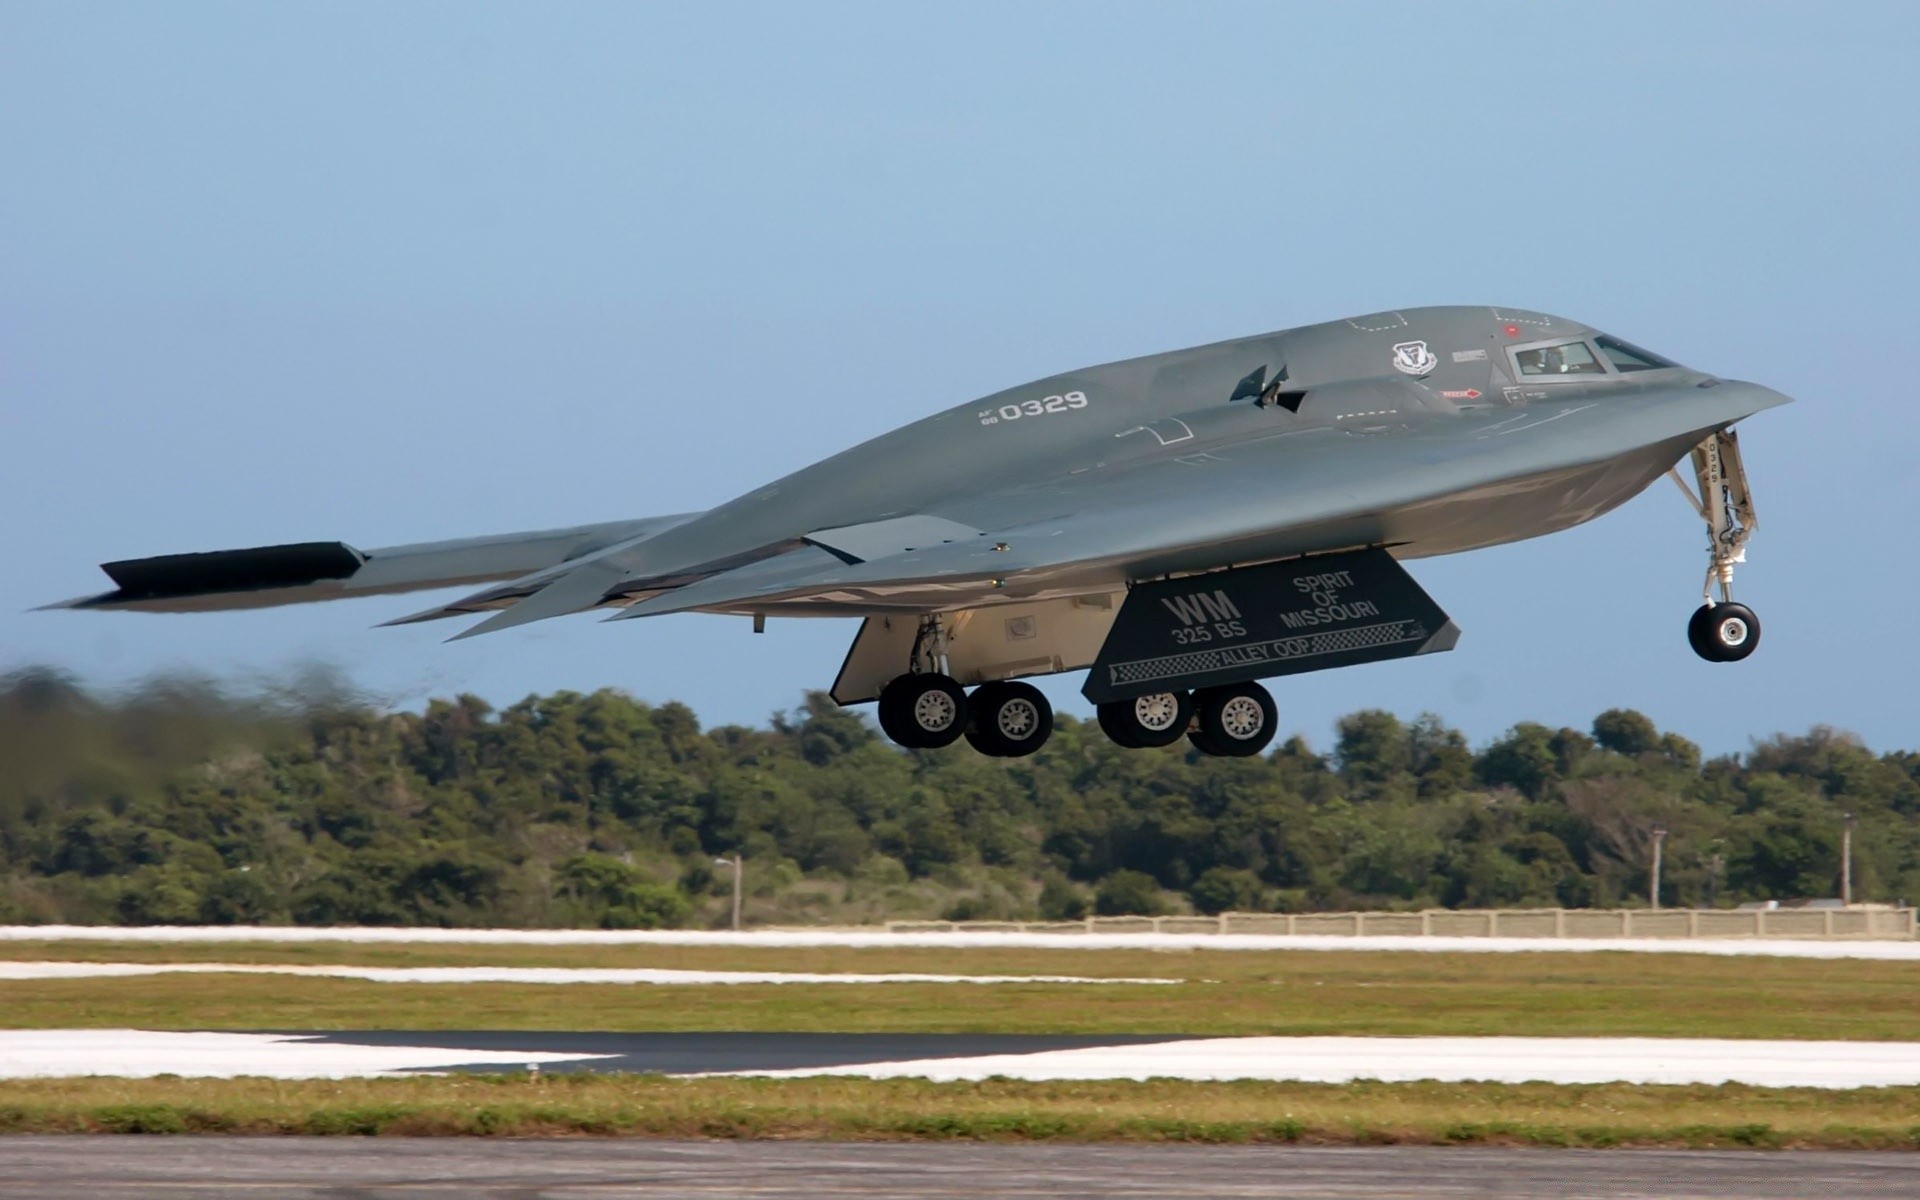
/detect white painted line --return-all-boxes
[9,1030,1918,1087]
[0,962,1176,986]
[729,1035,1920,1090]
[0,1030,609,1080]
[2,926,1916,961]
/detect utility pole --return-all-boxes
[1842,813,1855,906]
[1650,826,1667,912]
[715,855,743,931]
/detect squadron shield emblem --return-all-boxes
[1391,340,1438,376]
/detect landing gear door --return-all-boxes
[1082,549,1459,704]
[831,593,1123,705]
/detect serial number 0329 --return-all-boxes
[980,390,1088,425]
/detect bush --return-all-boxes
[1094,870,1167,917]
[601,882,690,930]
[1189,867,1264,915]
[1037,875,1088,921]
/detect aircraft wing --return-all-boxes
[611,379,1788,619]
[42,513,701,615]
[48,378,1784,636]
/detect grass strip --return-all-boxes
[0,1075,1917,1149]
[7,950,1920,1041]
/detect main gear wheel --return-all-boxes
[877,673,969,749]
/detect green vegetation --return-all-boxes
[1,1075,1916,1147]
[2,668,1916,928]
[3,948,1917,1041]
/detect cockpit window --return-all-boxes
[1514,340,1606,376]
[1595,335,1676,372]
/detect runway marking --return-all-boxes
[0,962,1178,986]
[5,926,1916,961]
[10,1030,1920,1088]
[724,1035,1920,1090]
[0,1030,611,1080]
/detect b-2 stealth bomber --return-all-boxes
[48,306,1790,759]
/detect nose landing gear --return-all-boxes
[1670,430,1763,663]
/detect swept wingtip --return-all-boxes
[444,614,508,643]
[31,593,110,612]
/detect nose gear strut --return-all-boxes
[1668,429,1762,662]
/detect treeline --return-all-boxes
[0,668,1914,928]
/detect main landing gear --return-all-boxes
[878,674,1279,759]
[877,615,1057,758]
[1099,682,1277,757]
[877,673,1055,757]
[874,615,1279,759]
[1670,429,1762,663]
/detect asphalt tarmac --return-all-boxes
[303,1030,1184,1073]
[2,1138,1916,1198]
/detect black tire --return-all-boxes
[1691,602,1760,663]
[1097,692,1191,749]
[1187,728,1225,757]
[1688,603,1760,663]
[877,673,969,748]
[1193,681,1277,757]
[1097,702,1143,749]
[965,681,1053,758]
[1686,605,1718,661]
[876,676,913,744]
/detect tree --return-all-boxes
[198,868,281,924]
[1409,714,1474,797]
[1593,709,1660,757]
[1479,723,1560,799]
[1334,710,1410,788]
[2,668,1910,929]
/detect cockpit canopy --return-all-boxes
[1513,334,1678,379]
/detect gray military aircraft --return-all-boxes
[46,306,1788,759]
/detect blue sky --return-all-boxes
[3,1,1916,756]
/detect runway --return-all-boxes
[0,960,1175,986]
[9,1030,1920,1087]
[3,1138,1916,1198]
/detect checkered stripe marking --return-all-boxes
[1107,621,1428,686]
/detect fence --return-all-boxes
[886,905,1918,941]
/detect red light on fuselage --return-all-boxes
[1502,324,1521,337]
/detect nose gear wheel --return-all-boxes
[1688,601,1760,663]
